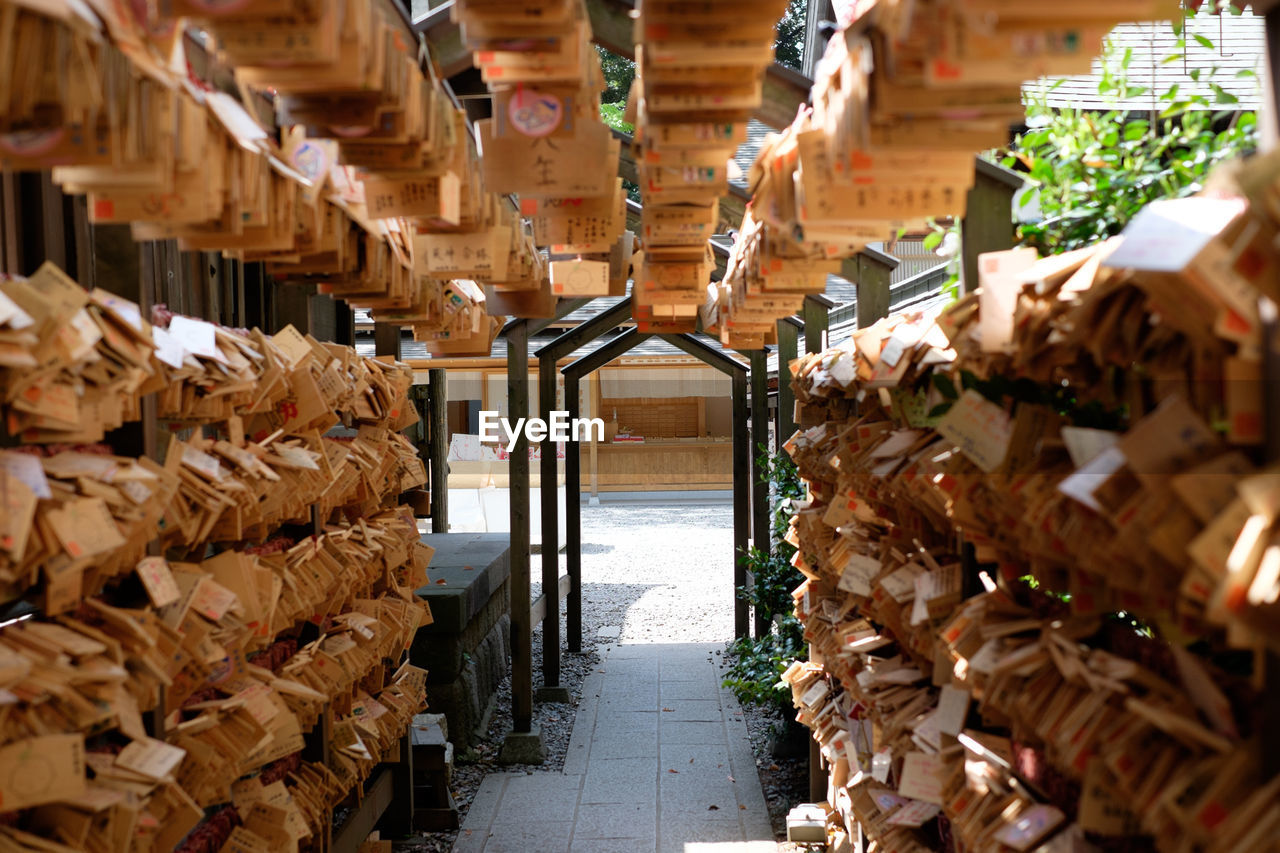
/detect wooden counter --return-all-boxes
[586,440,734,491]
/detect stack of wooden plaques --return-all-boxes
[703,211,838,349]
[739,0,1179,268]
[178,0,532,340]
[778,171,1280,851]
[0,0,525,355]
[0,265,436,852]
[631,0,786,333]
[455,0,628,317]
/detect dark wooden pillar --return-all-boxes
[273,284,315,334]
[564,371,583,654]
[537,347,565,698]
[855,248,898,328]
[961,158,1024,295]
[777,319,800,442]
[731,369,750,640]
[803,295,832,355]
[506,320,533,734]
[748,349,771,639]
[428,368,450,533]
[374,323,402,358]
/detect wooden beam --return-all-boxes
[332,768,394,853]
[530,573,573,627]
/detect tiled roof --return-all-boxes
[1027,10,1263,110]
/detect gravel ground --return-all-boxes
[396,501,808,852]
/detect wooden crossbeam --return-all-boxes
[530,573,573,627]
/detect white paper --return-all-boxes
[871,749,893,783]
[152,327,189,369]
[167,316,226,364]
[1057,445,1127,512]
[0,290,33,329]
[936,390,1012,473]
[0,451,52,499]
[1061,427,1120,468]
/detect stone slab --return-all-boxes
[453,643,778,853]
[415,532,511,634]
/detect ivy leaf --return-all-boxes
[931,373,959,400]
[1211,84,1239,105]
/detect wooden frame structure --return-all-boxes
[484,296,842,742]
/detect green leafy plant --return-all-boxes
[723,446,807,713]
[1005,14,1259,255]
[925,367,1127,429]
[921,218,962,302]
[598,102,633,135]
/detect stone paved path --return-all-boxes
[453,643,779,853]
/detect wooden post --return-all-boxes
[1261,293,1280,775]
[564,371,583,654]
[802,0,834,78]
[377,730,415,837]
[855,248,899,329]
[537,348,566,699]
[506,321,534,736]
[777,319,800,442]
[731,370,750,640]
[93,227,158,463]
[961,158,1024,295]
[0,172,21,276]
[748,349,771,639]
[428,368,449,533]
[801,299,831,803]
[374,323,401,359]
[273,284,314,334]
[590,372,602,499]
[803,295,832,355]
